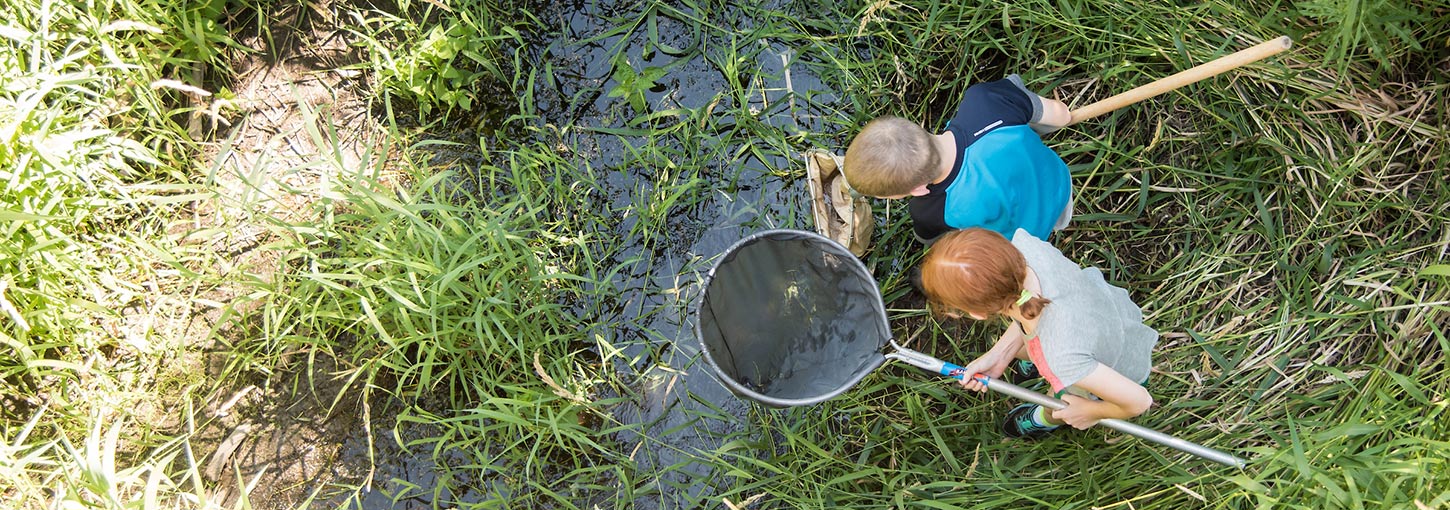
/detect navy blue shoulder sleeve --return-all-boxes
[947,74,1044,146]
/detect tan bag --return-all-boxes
[805,149,873,256]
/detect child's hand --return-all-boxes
[956,325,1029,392]
[1057,364,1154,426]
[1038,98,1071,128]
[1051,395,1103,429]
[1029,97,1071,135]
[956,352,1011,393]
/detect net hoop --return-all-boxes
[694,229,889,407]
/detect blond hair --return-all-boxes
[843,116,940,197]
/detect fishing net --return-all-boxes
[695,230,890,407]
[692,233,1247,466]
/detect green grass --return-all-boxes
[0,0,239,506]
[2,0,1448,508]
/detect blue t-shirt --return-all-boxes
[908,75,1071,242]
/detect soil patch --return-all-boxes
[183,0,385,506]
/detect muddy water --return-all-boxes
[333,1,854,508]
[562,12,844,510]
[566,10,832,506]
[523,3,849,507]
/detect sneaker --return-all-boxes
[1006,359,1040,385]
[1002,403,1060,440]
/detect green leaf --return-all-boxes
[1311,422,1383,442]
[1419,265,1450,278]
[0,210,56,221]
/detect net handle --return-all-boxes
[886,341,1247,468]
[1067,36,1292,126]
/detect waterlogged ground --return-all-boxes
[441,2,842,506]
[201,0,864,507]
[530,3,837,507]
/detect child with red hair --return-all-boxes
[920,228,1157,438]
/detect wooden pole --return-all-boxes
[1067,36,1293,126]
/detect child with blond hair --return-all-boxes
[844,75,1072,244]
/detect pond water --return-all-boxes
[541,2,843,508]
[329,1,856,508]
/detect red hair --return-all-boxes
[921,228,1050,319]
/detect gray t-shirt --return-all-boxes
[1012,229,1157,393]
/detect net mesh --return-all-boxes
[696,230,890,406]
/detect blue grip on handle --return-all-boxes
[939,361,990,386]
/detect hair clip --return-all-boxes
[1015,289,1033,306]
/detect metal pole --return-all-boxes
[886,341,1247,468]
[980,377,1247,469]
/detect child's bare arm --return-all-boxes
[956,323,1028,393]
[1050,363,1153,429]
[1033,97,1071,129]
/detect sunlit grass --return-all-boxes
[4,0,1447,508]
[1,0,242,507]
